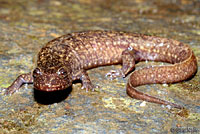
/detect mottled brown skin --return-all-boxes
[5,31,197,109]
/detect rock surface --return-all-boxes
[0,0,199,133]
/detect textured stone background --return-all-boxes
[0,0,199,133]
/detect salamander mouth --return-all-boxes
[34,84,66,92]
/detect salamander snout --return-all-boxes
[33,67,72,91]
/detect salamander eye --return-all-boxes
[57,68,67,76]
[33,68,42,78]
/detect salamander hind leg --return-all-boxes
[106,48,138,79]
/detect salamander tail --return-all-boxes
[126,81,184,109]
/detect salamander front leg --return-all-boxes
[106,48,139,79]
[4,72,33,95]
[74,70,97,91]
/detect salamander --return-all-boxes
[5,30,197,109]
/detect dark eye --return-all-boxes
[57,68,67,78]
[33,68,42,78]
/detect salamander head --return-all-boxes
[33,67,72,91]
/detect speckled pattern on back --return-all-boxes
[5,31,197,109]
